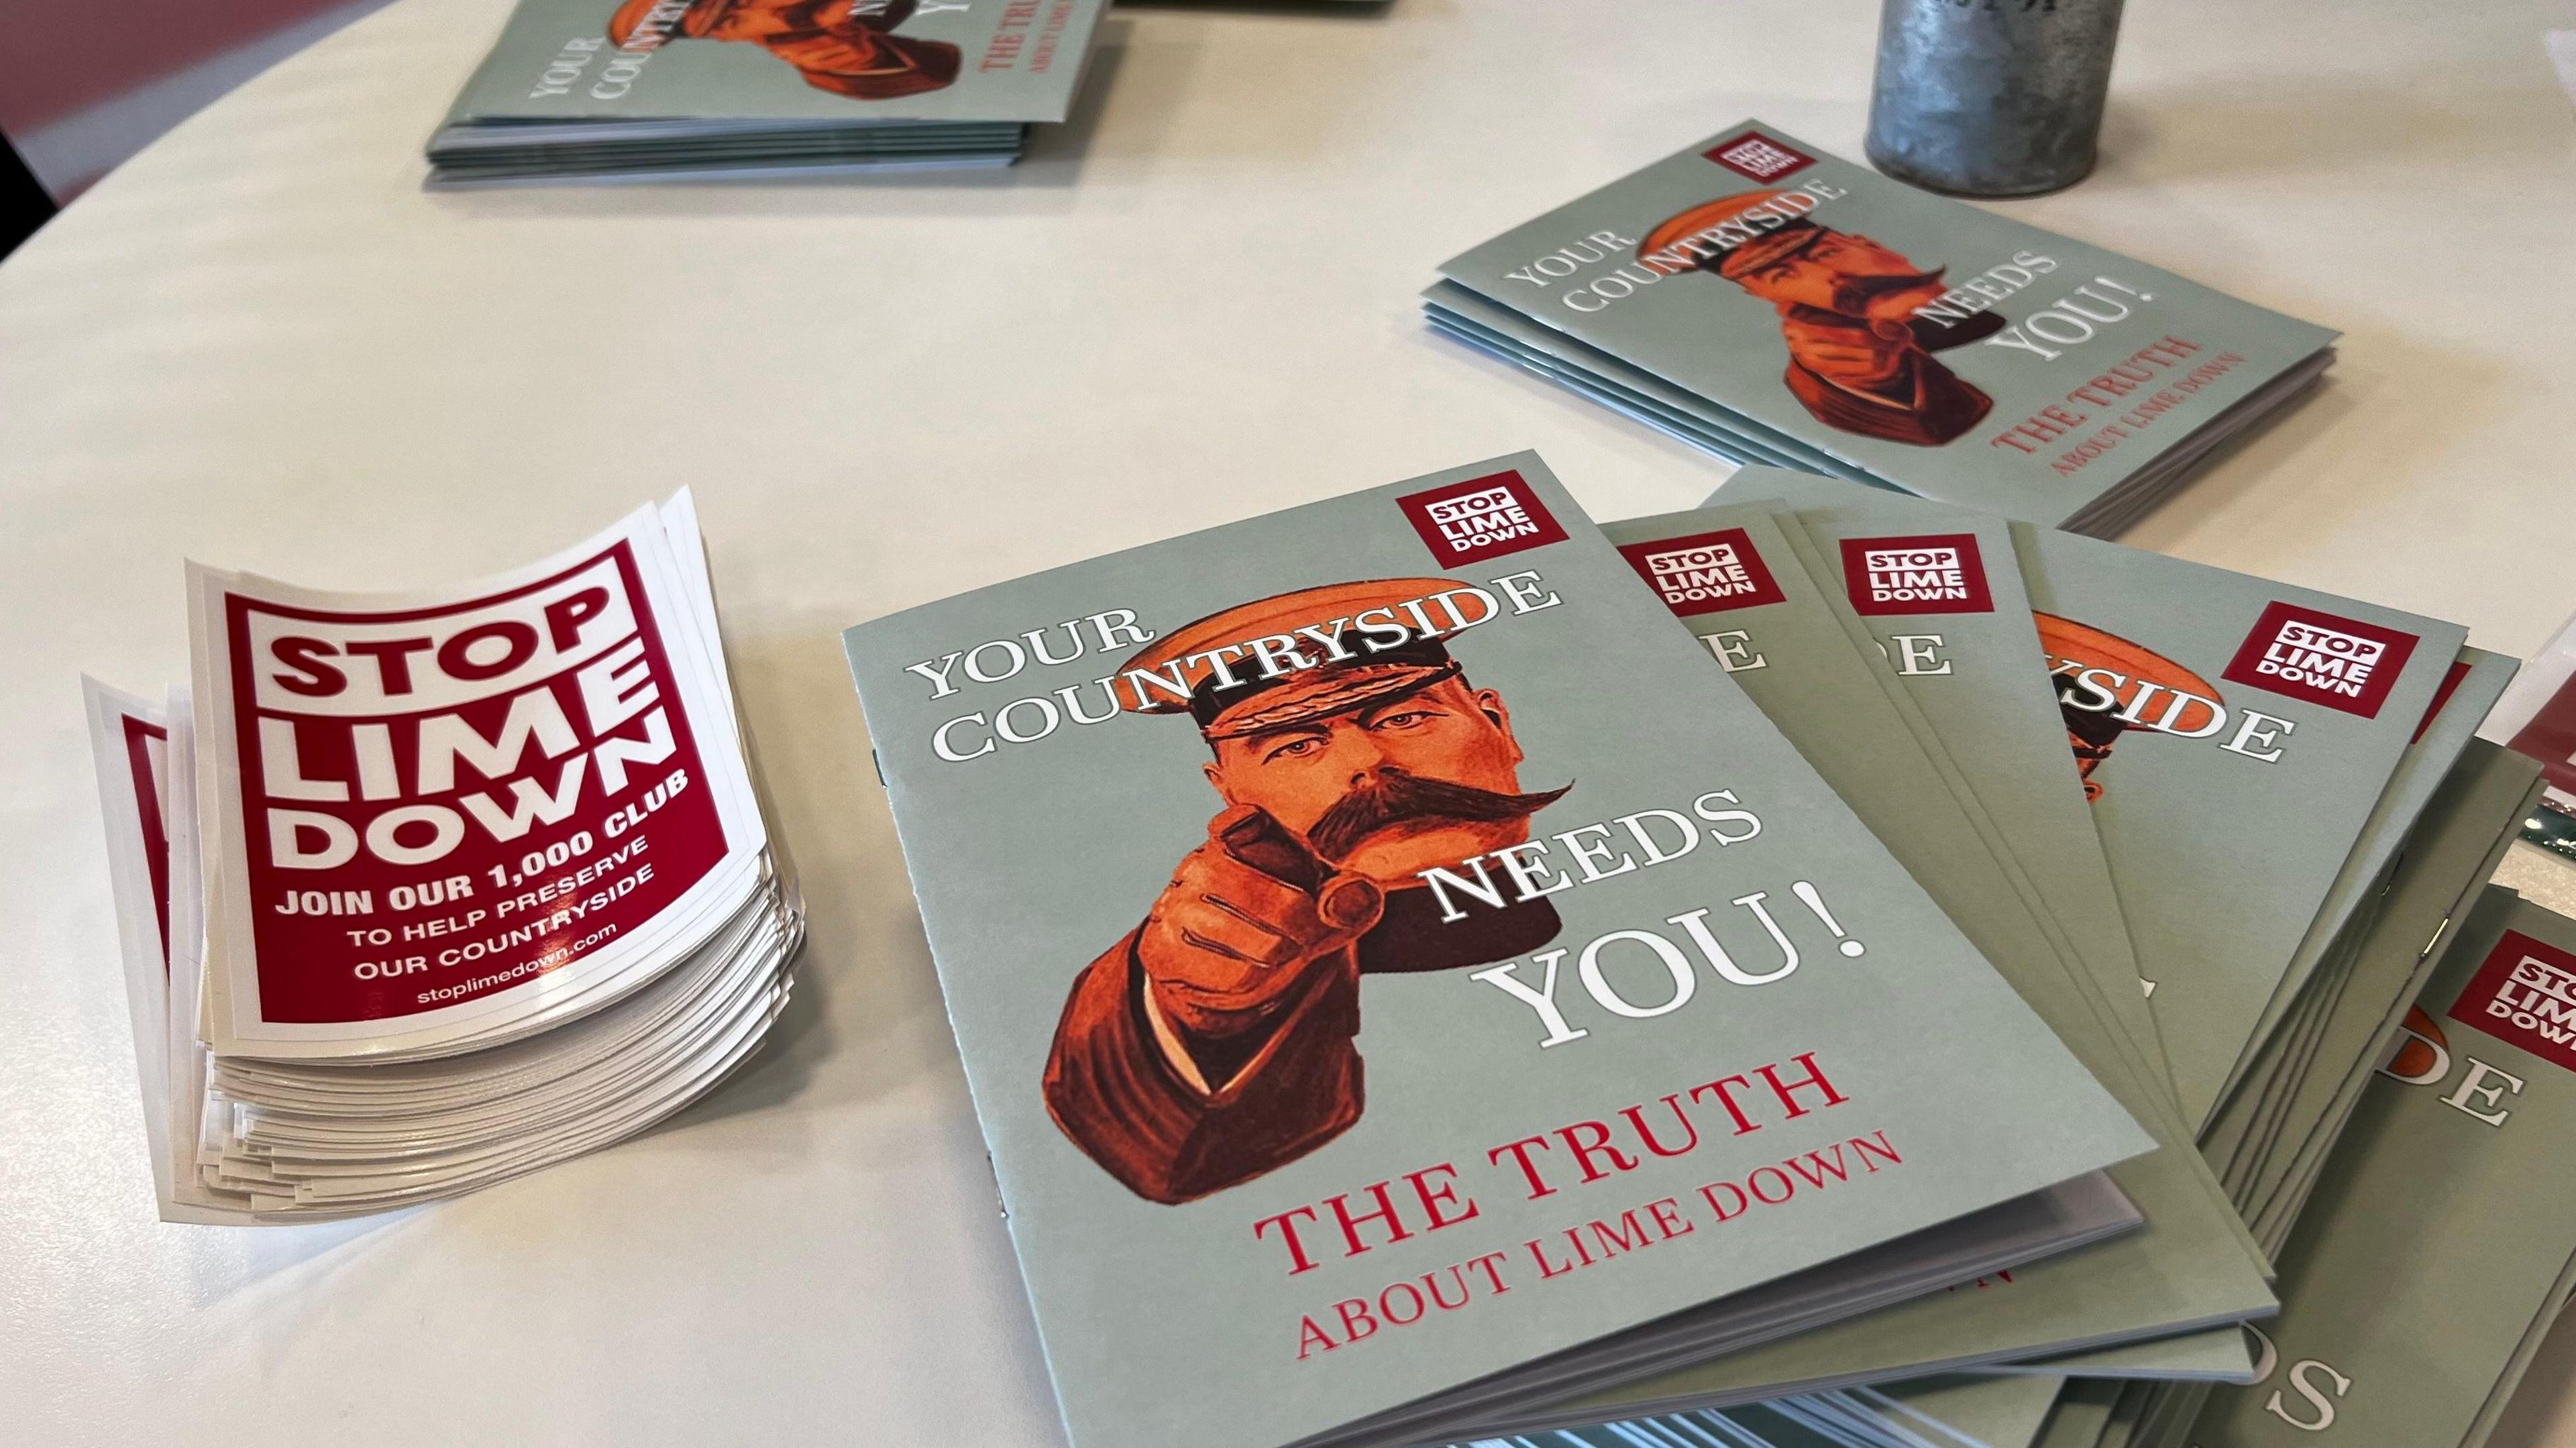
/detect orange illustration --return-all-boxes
[2034,613,2223,801]
[1643,192,2002,447]
[607,0,961,102]
[2387,1006,2447,1081]
[1042,581,1571,1204]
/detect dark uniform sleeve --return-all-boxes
[1041,930,1364,1205]
[1780,340,1994,447]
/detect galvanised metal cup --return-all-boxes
[1865,0,2126,197]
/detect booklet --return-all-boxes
[2185,889,2576,1448]
[2008,525,2471,1131]
[1709,478,2175,1107]
[1481,504,2269,1435]
[85,494,803,1219]
[1538,744,2542,1448]
[428,0,1110,183]
[1428,121,2338,534]
[844,453,2151,1448]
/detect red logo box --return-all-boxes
[1840,534,1994,616]
[2219,602,2419,720]
[1396,470,1568,568]
[1616,528,1787,617]
[1705,131,1817,182]
[2450,928,2576,1075]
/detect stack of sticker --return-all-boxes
[1440,467,2550,1448]
[425,0,1111,185]
[80,493,802,1221]
[1426,121,2338,537]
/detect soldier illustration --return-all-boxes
[1642,192,2006,447]
[2036,613,2224,800]
[607,0,961,102]
[1043,580,1571,1204]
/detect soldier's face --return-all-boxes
[1729,231,1947,321]
[1204,677,1534,883]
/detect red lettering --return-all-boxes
[1647,1195,1695,1239]
[1406,1164,1480,1230]
[1380,1282,1428,1327]
[1487,1134,1558,1199]
[1464,1250,1513,1295]
[345,636,433,694]
[268,636,347,697]
[1252,1205,1323,1276]
[1326,1180,1414,1258]
[1747,1165,1796,1205]
[1554,1119,1640,1183]
[438,620,540,682]
[543,586,611,650]
[1758,1052,1848,1118]
[1619,1094,1701,1157]
[1295,1315,1338,1360]
[1687,1073,1763,1135]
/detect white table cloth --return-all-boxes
[6,0,2576,1441]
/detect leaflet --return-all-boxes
[843,453,2150,1448]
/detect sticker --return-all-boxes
[1841,534,1994,616]
[1617,528,1787,616]
[1705,131,1817,182]
[2450,929,2576,1072]
[2220,602,2418,719]
[1396,471,1568,568]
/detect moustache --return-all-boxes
[1306,770,1572,862]
[1829,268,1945,315]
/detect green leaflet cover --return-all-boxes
[843,455,2147,1448]
[1517,505,2269,1427]
[2010,526,2469,1131]
[1433,122,2337,526]
[442,0,1108,126]
[1727,478,2178,1109]
[2186,889,2576,1447]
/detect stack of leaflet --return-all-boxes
[80,494,803,1221]
[1436,467,2543,1448]
[1425,122,2339,537]
[2177,886,2576,1448]
[426,0,1109,185]
[843,453,2169,1448]
[836,449,2539,1448]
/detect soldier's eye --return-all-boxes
[1373,710,1434,730]
[1265,738,1322,761]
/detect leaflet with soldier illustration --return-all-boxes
[1705,470,2176,1106]
[1493,503,2270,1437]
[844,453,2151,1448]
[1429,122,2337,534]
[2186,888,2576,1448]
[429,0,1110,182]
[2009,525,2469,1131]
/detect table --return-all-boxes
[7,0,2576,1441]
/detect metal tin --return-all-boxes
[1865,0,2126,197]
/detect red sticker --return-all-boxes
[1617,528,1787,617]
[2450,929,2576,1072]
[121,713,172,964]
[1705,131,1817,182]
[2220,601,2419,720]
[1840,534,1995,616]
[1396,470,1568,569]
[223,540,731,1024]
